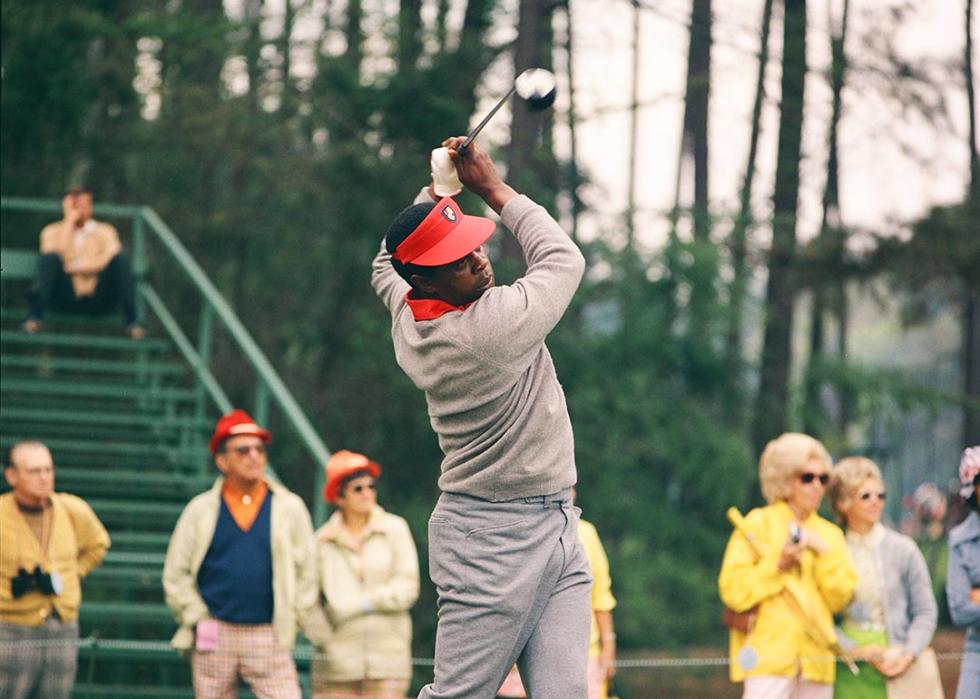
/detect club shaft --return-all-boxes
[458,86,517,154]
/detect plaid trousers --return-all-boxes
[191,621,300,699]
[0,617,78,699]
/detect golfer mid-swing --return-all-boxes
[372,136,591,698]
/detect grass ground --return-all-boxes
[611,629,967,698]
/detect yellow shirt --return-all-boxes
[578,518,616,658]
[718,502,856,683]
[0,493,111,625]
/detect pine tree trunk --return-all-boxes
[752,0,808,456]
[963,0,979,447]
[725,0,774,424]
[503,0,550,263]
[684,0,713,349]
[805,0,849,436]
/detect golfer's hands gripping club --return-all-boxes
[441,136,517,215]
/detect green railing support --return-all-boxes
[1,196,331,500]
[195,304,215,425]
[254,380,269,427]
[132,215,146,323]
[140,287,231,416]
[137,206,330,475]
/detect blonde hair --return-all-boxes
[828,456,883,522]
[759,433,832,504]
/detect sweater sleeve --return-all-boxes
[288,497,332,648]
[946,538,980,628]
[465,196,585,366]
[39,223,65,255]
[60,494,110,577]
[365,517,420,614]
[897,537,938,656]
[162,501,211,629]
[580,521,616,613]
[813,525,857,615]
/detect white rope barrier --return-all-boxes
[0,636,969,669]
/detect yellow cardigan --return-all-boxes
[717,502,856,684]
[0,493,110,625]
[578,518,616,659]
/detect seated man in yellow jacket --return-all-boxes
[0,440,111,699]
[24,186,144,339]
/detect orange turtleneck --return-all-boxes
[221,479,269,532]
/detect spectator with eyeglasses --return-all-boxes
[162,409,330,699]
[719,433,857,699]
[311,450,420,699]
[0,440,110,699]
[827,457,939,698]
[948,446,980,699]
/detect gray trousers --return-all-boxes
[0,617,78,699]
[956,650,980,699]
[418,488,592,699]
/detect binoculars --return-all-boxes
[11,565,58,598]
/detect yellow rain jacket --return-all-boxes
[718,502,857,683]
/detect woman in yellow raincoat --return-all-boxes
[718,433,857,699]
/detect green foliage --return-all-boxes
[2,0,969,661]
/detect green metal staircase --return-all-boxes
[1,197,332,697]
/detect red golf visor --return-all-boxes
[392,197,496,267]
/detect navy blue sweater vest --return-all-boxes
[197,493,274,624]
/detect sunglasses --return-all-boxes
[348,482,376,495]
[858,490,887,502]
[230,444,266,456]
[799,472,829,485]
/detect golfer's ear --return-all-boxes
[411,274,438,294]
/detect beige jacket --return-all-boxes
[162,478,330,650]
[40,219,122,297]
[315,506,419,681]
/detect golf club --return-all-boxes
[457,68,557,155]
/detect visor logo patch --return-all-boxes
[441,205,457,222]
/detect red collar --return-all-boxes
[405,291,472,321]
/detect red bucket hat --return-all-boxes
[323,450,381,504]
[391,197,495,267]
[209,409,272,454]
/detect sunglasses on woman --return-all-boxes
[799,472,829,485]
[858,490,887,502]
[348,482,376,494]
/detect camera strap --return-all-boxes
[13,498,53,571]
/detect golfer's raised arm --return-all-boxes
[444,137,517,214]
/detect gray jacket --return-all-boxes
[948,510,980,653]
[841,525,937,657]
[372,192,585,501]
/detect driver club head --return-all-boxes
[514,68,557,111]
[458,67,558,154]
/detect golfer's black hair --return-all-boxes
[385,202,438,287]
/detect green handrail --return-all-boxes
[1,196,331,522]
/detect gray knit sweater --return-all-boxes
[371,192,585,501]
